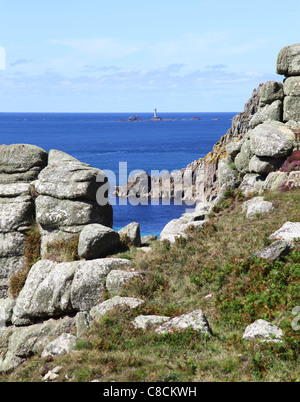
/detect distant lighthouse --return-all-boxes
[154,108,157,118]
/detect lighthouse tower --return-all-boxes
[154,109,157,119]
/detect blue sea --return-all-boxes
[0,112,236,236]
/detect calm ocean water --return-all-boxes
[0,112,236,236]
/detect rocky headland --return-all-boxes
[0,44,299,380]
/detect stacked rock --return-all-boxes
[277,43,300,123]
[0,144,48,297]
[35,150,113,257]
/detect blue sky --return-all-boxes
[0,0,300,112]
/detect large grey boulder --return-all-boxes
[35,150,107,202]
[41,333,77,358]
[283,96,300,122]
[235,139,254,173]
[262,171,289,191]
[225,140,244,160]
[106,270,142,295]
[160,218,206,244]
[283,76,300,96]
[90,296,145,321]
[36,196,112,231]
[239,173,265,196]
[0,194,33,233]
[248,155,284,175]
[118,222,141,247]
[242,197,274,219]
[156,310,212,335]
[254,240,294,261]
[243,319,283,342]
[0,144,48,177]
[0,298,15,327]
[276,43,300,76]
[78,224,121,259]
[12,258,131,325]
[132,315,171,330]
[250,122,295,159]
[269,222,300,241]
[0,316,75,372]
[218,159,240,188]
[258,81,284,107]
[249,100,282,129]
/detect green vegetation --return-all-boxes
[9,224,41,299]
[2,188,299,382]
[44,236,79,263]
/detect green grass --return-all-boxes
[1,187,299,382]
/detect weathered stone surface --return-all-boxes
[195,201,214,217]
[106,270,142,295]
[0,316,75,372]
[225,140,244,160]
[242,197,274,219]
[269,222,300,241]
[239,174,265,196]
[35,151,107,201]
[90,296,145,321]
[218,159,240,188]
[75,312,92,338]
[259,81,284,107]
[0,233,26,258]
[276,43,300,76]
[254,240,294,261]
[283,96,300,122]
[132,315,170,330]
[41,333,77,358]
[243,319,283,342]
[78,224,121,260]
[0,183,31,198]
[0,144,48,174]
[118,222,141,247]
[283,76,300,96]
[250,100,282,128]
[36,196,113,230]
[0,195,33,233]
[71,259,131,311]
[235,139,254,173]
[250,122,295,159]
[141,235,157,244]
[156,310,212,335]
[0,299,15,327]
[0,257,26,298]
[248,155,284,175]
[12,258,131,325]
[262,171,289,191]
[160,218,206,244]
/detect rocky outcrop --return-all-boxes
[242,319,283,342]
[0,145,48,298]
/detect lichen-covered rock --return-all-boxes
[254,240,294,261]
[118,222,141,247]
[243,319,283,342]
[283,76,300,96]
[250,100,282,128]
[239,174,265,196]
[250,122,295,158]
[156,310,212,335]
[225,140,244,160]
[258,81,284,107]
[90,296,145,321]
[218,159,240,188]
[78,224,121,260]
[276,43,300,76]
[106,270,142,295]
[41,333,77,358]
[283,96,300,122]
[160,218,206,244]
[242,197,274,219]
[235,139,253,173]
[12,258,131,325]
[248,155,284,175]
[269,222,300,241]
[0,298,15,327]
[132,315,171,330]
